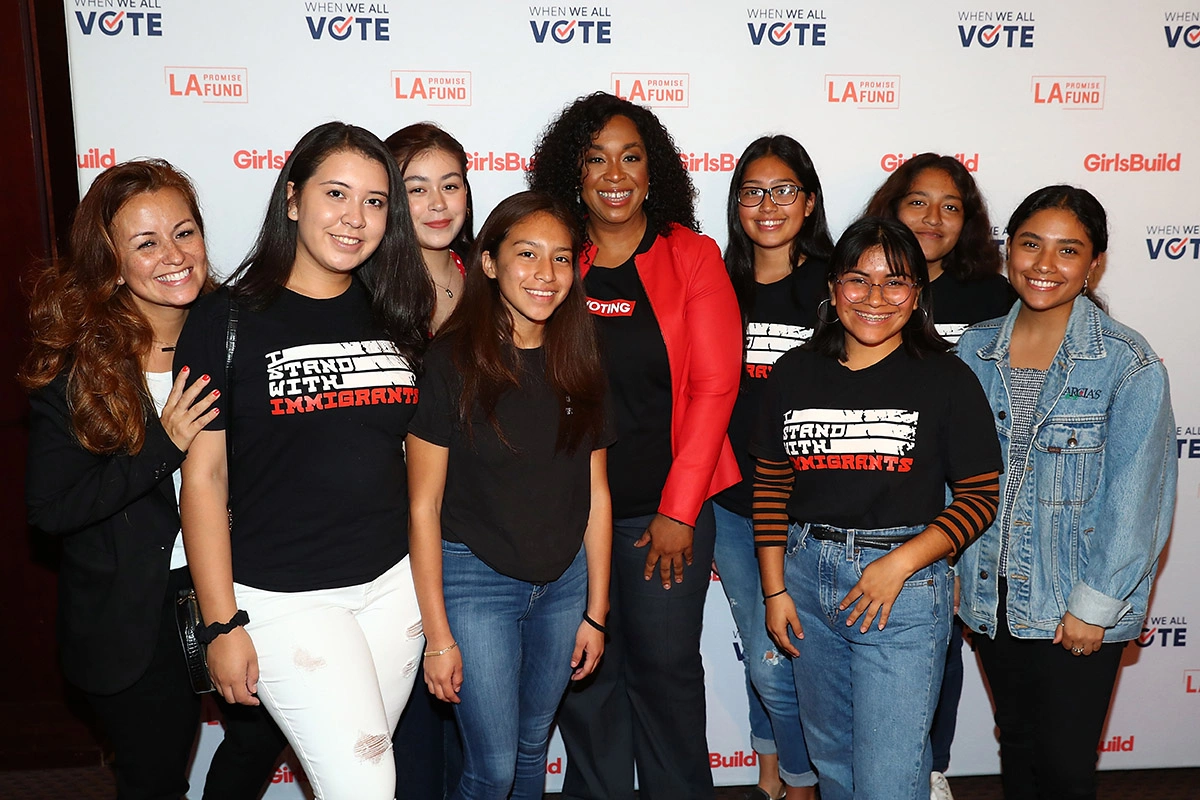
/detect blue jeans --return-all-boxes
[442,541,588,800]
[712,504,817,788]
[785,522,952,800]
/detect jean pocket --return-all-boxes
[441,540,474,557]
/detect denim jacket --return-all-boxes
[956,297,1176,642]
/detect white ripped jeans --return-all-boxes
[234,557,424,799]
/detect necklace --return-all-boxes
[154,340,176,353]
[433,281,454,299]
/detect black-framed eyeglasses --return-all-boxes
[736,184,806,207]
[835,276,917,305]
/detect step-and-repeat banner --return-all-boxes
[63,0,1199,793]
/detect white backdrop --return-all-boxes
[63,0,1200,793]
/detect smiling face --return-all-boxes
[111,188,208,319]
[402,147,468,257]
[895,168,965,278]
[831,245,920,365]
[287,149,389,292]
[579,114,649,233]
[737,154,815,260]
[1007,207,1098,317]
[481,211,575,348]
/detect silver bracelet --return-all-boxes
[424,641,459,657]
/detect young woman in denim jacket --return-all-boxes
[956,185,1176,800]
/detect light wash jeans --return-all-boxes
[712,503,817,788]
[785,522,952,800]
[442,540,588,800]
[234,556,425,800]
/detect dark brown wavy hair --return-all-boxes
[384,122,476,256]
[19,159,213,454]
[864,153,1002,281]
[439,191,606,454]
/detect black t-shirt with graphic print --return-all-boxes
[750,345,1000,529]
[715,261,827,517]
[930,272,1017,344]
[174,282,416,592]
[408,340,616,584]
[584,228,673,518]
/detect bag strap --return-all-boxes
[224,295,239,507]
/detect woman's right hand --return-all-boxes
[765,594,803,658]
[207,627,261,706]
[424,643,464,704]
[161,367,221,452]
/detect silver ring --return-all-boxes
[1071,647,1084,654]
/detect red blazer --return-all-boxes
[582,225,742,526]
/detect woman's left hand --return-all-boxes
[839,551,913,633]
[570,622,605,681]
[1055,611,1105,656]
[634,514,694,589]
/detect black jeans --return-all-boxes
[558,503,716,800]
[86,568,201,800]
[202,699,289,800]
[974,581,1125,800]
[394,659,461,799]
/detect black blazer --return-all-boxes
[25,373,187,696]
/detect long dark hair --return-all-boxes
[724,135,834,325]
[228,121,434,367]
[1005,184,1108,311]
[865,153,1001,281]
[19,158,215,454]
[384,122,476,256]
[440,191,606,453]
[528,91,698,239]
[806,216,950,361]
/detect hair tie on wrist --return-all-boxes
[196,610,250,645]
[583,613,607,634]
[763,588,788,602]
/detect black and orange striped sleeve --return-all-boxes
[752,458,795,549]
[929,471,1000,557]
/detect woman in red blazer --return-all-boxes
[529,91,742,800]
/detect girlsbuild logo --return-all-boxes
[881,152,978,173]
[528,6,613,44]
[78,147,117,169]
[1146,225,1200,260]
[303,1,391,40]
[1084,153,1182,172]
[957,10,1034,47]
[745,8,828,46]
[1164,11,1200,47]
[73,0,163,36]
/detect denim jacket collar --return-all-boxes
[974,295,1107,363]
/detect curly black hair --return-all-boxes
[528,91,699,239]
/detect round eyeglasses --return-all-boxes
[835,276,917,305]
[736,184,805,208]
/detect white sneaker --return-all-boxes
[930,771,955,800]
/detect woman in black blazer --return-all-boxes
[21,159,221,800]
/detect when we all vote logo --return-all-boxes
[304,2,391,40]
[1164,11,1200,47]
[745,8,827,46]
[957,10,1034,48]
[529,6,612,44]
[1146,224,1200,260]
[73,0,163,36]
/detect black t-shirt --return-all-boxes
[715,260,827,517]
[930,272,1016,344]
[408,341,616,583]
[750,346,1001,529]
[174,283,415,591]
[585,229,673,518]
